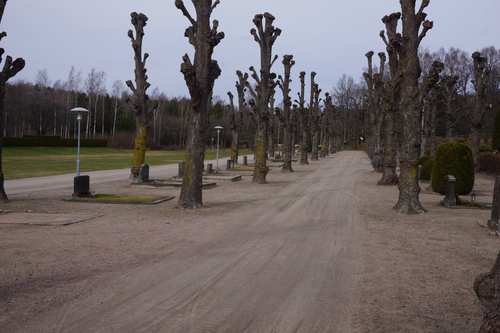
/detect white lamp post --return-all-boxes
[214,126,224,172]
[70,107,89,177]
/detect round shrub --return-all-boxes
[417,156,434,181]
[431,141,475,195]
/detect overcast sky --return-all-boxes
[3,0,499,100]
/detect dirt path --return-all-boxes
[11,152,368,333]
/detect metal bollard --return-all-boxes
[442,175,457,208]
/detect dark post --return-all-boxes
[207,164,214,174]
[73,176,90,198]
[178,162,185,178]
[243,156,248,166]
[139,164,150,183]
[442,175,457,208]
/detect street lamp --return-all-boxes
[214,126,224,172]
[70,107,90,197]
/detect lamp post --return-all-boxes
[214,126,224,172]
[70,107,90,197]
[70,107,89,176]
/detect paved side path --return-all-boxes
[20,152,370,333]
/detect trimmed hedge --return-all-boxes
[3,136,108,147]
[431,141,475,195]
[417,156,434,181]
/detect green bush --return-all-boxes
[417,156,434,181]
[479,143,493,153]
[431,141,475,195]
[3,136,108,147]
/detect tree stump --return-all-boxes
[488,176,500,232]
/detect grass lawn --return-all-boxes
[4,147,250,180]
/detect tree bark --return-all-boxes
[245,13,281,184]
[0,1,25,201]
[126,12,155,183]
[297,72,309,165]
[278,55,295,172]
[471,52,490,171]
[176,0,224,207]
[309,73,321,161]
[391,1,434,214]
[227,92,239,163]
[474,251,500,333]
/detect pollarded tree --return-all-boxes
[245,13,281,184]
[268,89,277,159]
[324,93,336,154]
[378,14,401,186]
[126,12,155,183]
[442,74,459,138]
[364,51,386,171]
[309,73,321,161]
[175,0,224,208]
[0,0,25,201]
[392,0,435,214]
[277,55,295,172]
[471,51,491,169]
[296,72,309,165]
[419,59,444,156]
[227,91,240,163]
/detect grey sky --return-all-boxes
[3,0,500,100]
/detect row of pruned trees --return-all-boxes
[363,2,500,214]
[361,1,500,330]
[171,1,347,208]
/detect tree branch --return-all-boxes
[175,0,196,26]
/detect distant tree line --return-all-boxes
[3,67,260,149]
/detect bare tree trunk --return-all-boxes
[379,2,433,213]
[298,72,309,165]
[245,13,281,184]
[101,95,105,137]
[475,251,500,332]
[236,70,249,163]
[471,52,490,170]
[393,0,434,214]
[0,0,26,201]
[86,94,91,138]
[93,94,99,138]
[126,12,155,183]
[309,72,321,161]
[227,92,239,163]
[278,55,295,172]
[379,104,398,185]
[112,96,118,137]
[176,0,224,207]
